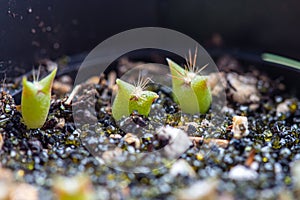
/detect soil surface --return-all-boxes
[1,55,300,200]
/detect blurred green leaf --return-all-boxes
[262,53,300,70]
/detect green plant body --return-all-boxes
[21,68,57,129]
[112,78,159,121]
[166,58,212,114]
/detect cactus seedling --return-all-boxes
[112,76,159,121]
[166,49,212,114]
[21,67,57,129]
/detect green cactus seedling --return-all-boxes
[21,67,57,129]
[166,50,212,114]
[112,77,159,121]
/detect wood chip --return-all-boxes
[0,134,3,150]
[189,137,229,148]
[245,149,256,167]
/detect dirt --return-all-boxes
[1,55,300,200]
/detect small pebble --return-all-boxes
[232,116,249,139]
[169,159,196,178]
[228,165,258,180]
[177,178,218,200]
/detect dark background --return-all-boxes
[1,0,300,74]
